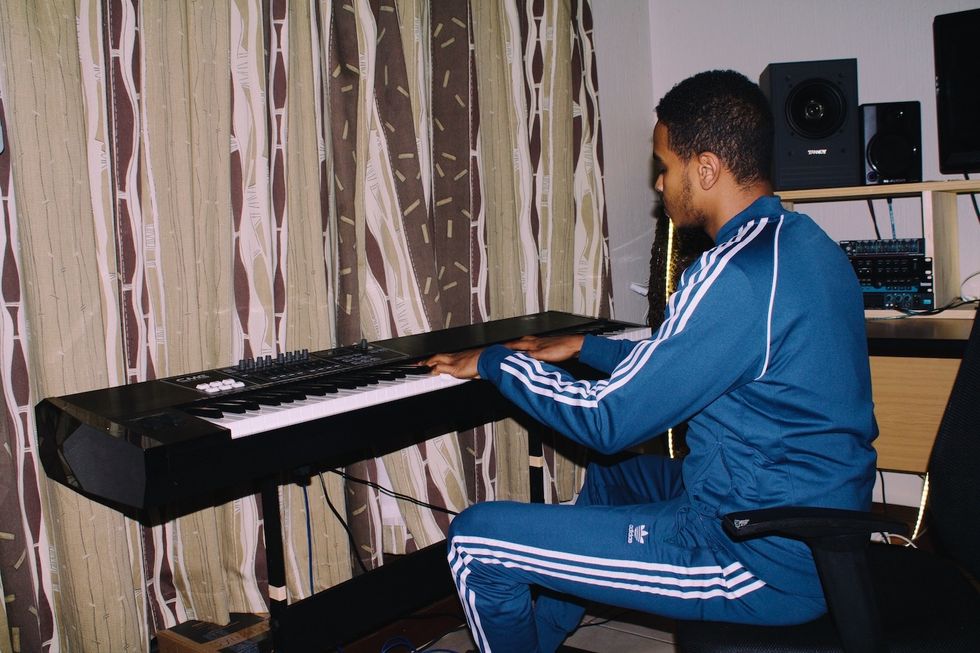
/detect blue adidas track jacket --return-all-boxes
[477,195,878,596]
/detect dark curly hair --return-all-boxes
[655,70,773,186]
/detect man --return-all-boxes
[424,70,876,653]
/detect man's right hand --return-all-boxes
[504,334,585,363]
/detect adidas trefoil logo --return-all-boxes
[627,523,648,544]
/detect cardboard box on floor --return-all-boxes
[156,613,271,653]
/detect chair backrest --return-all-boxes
[926,310,980,582]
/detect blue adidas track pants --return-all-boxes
[447,454,825,653]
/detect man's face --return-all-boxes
[653,122,706,231]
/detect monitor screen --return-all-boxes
[934,7,980,174]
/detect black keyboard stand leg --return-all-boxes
[261,478,288,650]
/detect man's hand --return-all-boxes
[422,348,484,379]
[422,334,584,379]
[504,334,585,363]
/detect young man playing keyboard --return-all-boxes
[425,69,876,653]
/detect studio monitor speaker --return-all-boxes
[934,8,980,174]
[760,58,863,191]
[861,101,921,184]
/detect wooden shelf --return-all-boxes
[779,179,980,203]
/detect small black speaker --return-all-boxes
[760,58,863,190]
[861,102,921,184]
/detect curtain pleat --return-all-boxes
[470,0,610,504]
[429,0,496,515]
[0,61,57,653]
[0,0,611,649]
[1,0,147,649]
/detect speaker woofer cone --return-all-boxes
[786,79,847,139]
[867,133,915,179]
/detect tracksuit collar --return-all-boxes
[714,195,784,244]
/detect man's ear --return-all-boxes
[696,151,722,190]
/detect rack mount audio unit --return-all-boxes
[840,238,934,310]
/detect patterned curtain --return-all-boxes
[0,0,610,650]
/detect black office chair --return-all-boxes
[676,310,980,653]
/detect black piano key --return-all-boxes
[394,364,433,376]
[225,399,262,411]
[326,376,370,388]
[292,384,338,397]
[373,368,407,380]
[288,385,323,397]
[337,374,379,386]
[260,390,305,402]
[186,406,225,418]
[209,402,250,414]
[247,394,284,406]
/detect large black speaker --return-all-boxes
[861,101,921,184]
[934,8,980,174]
[760,58,863,190]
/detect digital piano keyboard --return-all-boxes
[36,311,649,650]
[36,311,649,513]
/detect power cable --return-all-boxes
[328,469,459,516]
[866,199,882,239]
[963,173,980,226]
[319,472,370,575]
[303,484,314,594]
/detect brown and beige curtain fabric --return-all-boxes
[0,0,610,650]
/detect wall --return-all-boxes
[592,2,657,324]
[594,0,980,506]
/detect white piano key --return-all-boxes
[605,326,652,340]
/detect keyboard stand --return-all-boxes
[257,421,566,649]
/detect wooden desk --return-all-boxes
[866,316,973,473]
